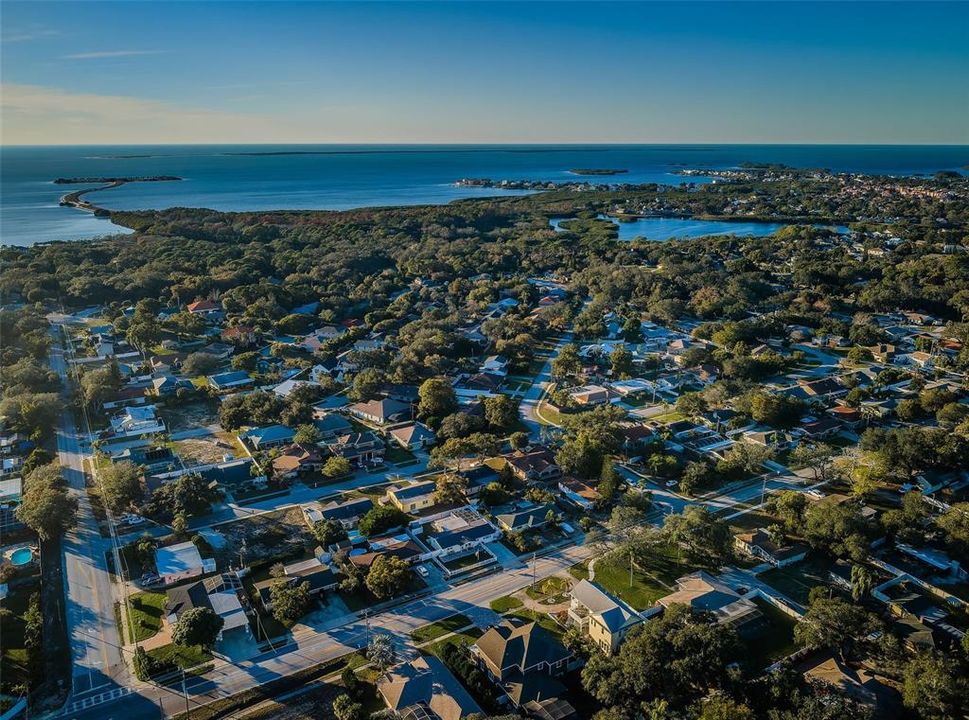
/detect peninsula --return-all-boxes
[56,176,182,215]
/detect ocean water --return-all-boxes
[550,216,850,241]
[2,144,967,247]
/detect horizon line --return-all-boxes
[3,141,968,148]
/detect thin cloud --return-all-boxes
[61,50,166,60]
[3,27,60,43]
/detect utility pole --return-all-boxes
[629,553,633,588]
[532,552,537,587]
[182,669,190,719]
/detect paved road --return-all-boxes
[57,539,592,719]
[519,333,571,436]
[49,325,129,702]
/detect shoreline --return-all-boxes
[57,176,182,215]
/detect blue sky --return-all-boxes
[2,1,967,144]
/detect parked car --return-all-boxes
[417,566,429,578]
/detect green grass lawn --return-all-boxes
[146,643,213,671]
[745,597,799,670]
[489,595,523,613]
[569,561,591,581]
[759,556,834,606]
[0,582,37,694]
[421,627,484,659]
[384,444,417,464]
[506,609,565,640]
[411,613,475,644]
[591,552,672,610]
[525,576,571,604]
[124,591,166,642]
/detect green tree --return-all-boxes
[312,519,348,547]
[662,506,733,563]
[610,345,634,379]
[171,606,224,648]
[293,423,322,446]
[332,694,364,720]
[366,555,411,599]
[789,443,836,482]
[581,604,740,714]
[483,393,518,431]
[418,377,457,420]
[551,343,582,379]
[358,505,410,537]
[16,463,77,540]
[936,502,969,554]
[323,456,352,478]
[434,472,468,504]
[901,652,968,720]
[850,564,876,601]
[98,461,144,513]
[270,579,311,624]
[794,588,879,661]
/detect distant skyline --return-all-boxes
[1,1,967,146]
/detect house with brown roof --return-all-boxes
[221,325,257,346]
[505,448,561,483]
[378,655,482,720]
[734,529,809,568]
[388,422,437,450]
[271,443,324,479]
[348,398,411,425]
[472,618,575,714]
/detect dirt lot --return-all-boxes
[217,508,314,566]
[162,400,220,433]
[173,437,233,464]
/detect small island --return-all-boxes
[567,168,628,176]
[53,176,182,184]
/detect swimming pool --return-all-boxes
[10,547,33,566]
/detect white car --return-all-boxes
[417,566,429,578]
[123,514,145,525]
[665,479,678,489]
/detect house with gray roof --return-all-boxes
[568,580,643,654]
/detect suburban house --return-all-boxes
[657,572,761,629]
[348,398,411,425]
[326,432,385,466]
[303,496,374,528]
[479,355,509,377]
[348,534,423,570]
[801,655,901,718]
[240,424,296,450]
[221,325,257,346]
[388,422,437,450]
[495,503,554,533]
[186,298,220,316]
[0,477,23,532]
[207,370,254,393]
[557,478,600,511]
[254,558,339,611]
[505,449,561,483]
[165,574,250,642]
[413,509,501,557]
[108,405,166,440]
[150,374,194,396]
[568,580,643,655]
[154,541,216,585]
[734,529,809,568]
[462,465,500,497]
[472,619,575,714]
[312,412,353,440]
[387,480,437,513]
[378,655,483,720]
[567,384,610,406]
[272,443,325,479]
[798,415,842,440]
[0,457,23,478]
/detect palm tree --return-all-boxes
[850,564,876,601]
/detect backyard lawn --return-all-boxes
[384,445,417,465]
[744,597,799,670]
[759,556,834,606]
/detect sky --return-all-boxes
[1,1,967,145]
